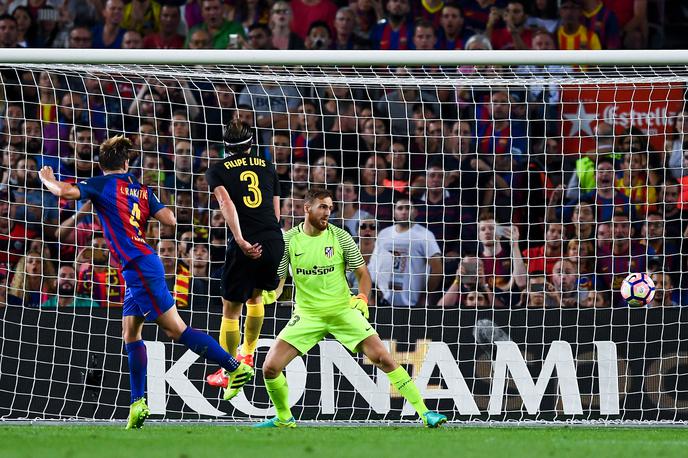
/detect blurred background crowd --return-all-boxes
[0,0,686,311]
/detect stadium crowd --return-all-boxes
[0,0,686,310]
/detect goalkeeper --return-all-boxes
[256,188,447,428]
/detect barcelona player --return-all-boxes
[38,135,254,429]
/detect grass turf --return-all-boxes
[1,425,686,458]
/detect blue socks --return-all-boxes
[178,327,240,373]
[125,340,147,404]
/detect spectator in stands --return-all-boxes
[187,0,244,50]
[76,235,125,305]
[412,19,436,50]
[66,25,92,48]
[229,0,270,30]
[186,28,211,49]
[121,30,143,49]
[358,217,377,263]
[415,163,461,257]
[237,80,300,145]
[382,140,411,194]
[565,156,634,223]
[55,200,102,260]
[615,150,657,217]
[309,153,339,191]
[41,263,99,308]
[304,20,332,50]
[359,154,394,228]
[174,191,195,236]
[369,195,443,307]
[350,0,383,36]
[244,23,273,50]
[190,242,212,295]
[269,131,291,189]
[556,0,601,51]
[599,211,648,305]
[0,13,18,47]
[8,250,56,307]
[61,125,99,181]
[438,256,501,308]
[477,211,527,293]
[570,201,596,241]
[522,222,564,276]
[582,0,621,49]
[659,178,683,241]
[581,289,610,308]
[158,238,192,309]
[12,6,34,47]
[566,237,600,297]
[477,88,528,159]
[436,3,472,49]
[290,0,337,41]
[92,0,126,49]
[486,0,533,49]
[649,272,679,308]
[608,0,647,49]
[0,191,37,268]
[289,161,309,199]
[370,0,413,50]
[526,0,559,32]
[550,258,579,308]
[333,6,368,50]
[323,100,360,173]
[143,4,184,49]
[10,156,59,230]
[291,100,325,162]
[462,0,506,32]
[167,144,192,192]
[641,212,680,283]
[517,273,557,308]
[331,180,373,238]
[359,116,392,157]
[269,1,304,50]
[121,0,160,35]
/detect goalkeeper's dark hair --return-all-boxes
[223,118,253,154]
[99,135,132,171]
[304,188,333,205]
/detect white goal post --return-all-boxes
[0,49,687,424]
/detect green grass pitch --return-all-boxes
[1,425,686,458]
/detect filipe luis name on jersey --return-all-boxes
[223,157,267,169]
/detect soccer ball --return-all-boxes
[620,273,656,306]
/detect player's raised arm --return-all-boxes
[213,184,262,259]
[38,166,81,200]
[153,207,177,227]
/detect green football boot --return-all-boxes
[125,398,150,430]
[254,416,297,428]
[422,411,447,428]
[222,362,255,401]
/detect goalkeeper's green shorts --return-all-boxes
[278,307,377,354]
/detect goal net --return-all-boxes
[1,51,687,423]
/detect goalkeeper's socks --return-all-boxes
[265,373,293,422]
[125,340,147,404]
[387,366,429,417]
[241,300,264,356]
[178,327,240,372]
[220,318,240,358]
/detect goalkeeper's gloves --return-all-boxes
[262,289,277,306]
[350,293,369,319]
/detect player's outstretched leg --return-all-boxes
[123,316,150,429]
[157,307,254,397]
[360,335,447,428]
[254,338,300,428]
[207,300,243,389]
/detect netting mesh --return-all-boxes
[1,62,687,422]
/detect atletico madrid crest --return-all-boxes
[324,246,334,258]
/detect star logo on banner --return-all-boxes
[564,102,597,137]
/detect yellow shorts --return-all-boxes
[278,307,377,354]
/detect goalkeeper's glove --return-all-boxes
[262,289,277,306]
[350,293,369,319]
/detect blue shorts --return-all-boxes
[122,254,175,321]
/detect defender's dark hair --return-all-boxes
[223,118,253,154]
[99,135,132,171]
[304,188,333,205]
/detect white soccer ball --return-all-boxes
[619,273,656,307]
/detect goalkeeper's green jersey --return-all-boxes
[278,222,365,316]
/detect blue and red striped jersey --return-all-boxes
[76,173,165,267]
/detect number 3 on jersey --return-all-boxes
[130,202,144,237]
[240,170,262,208]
